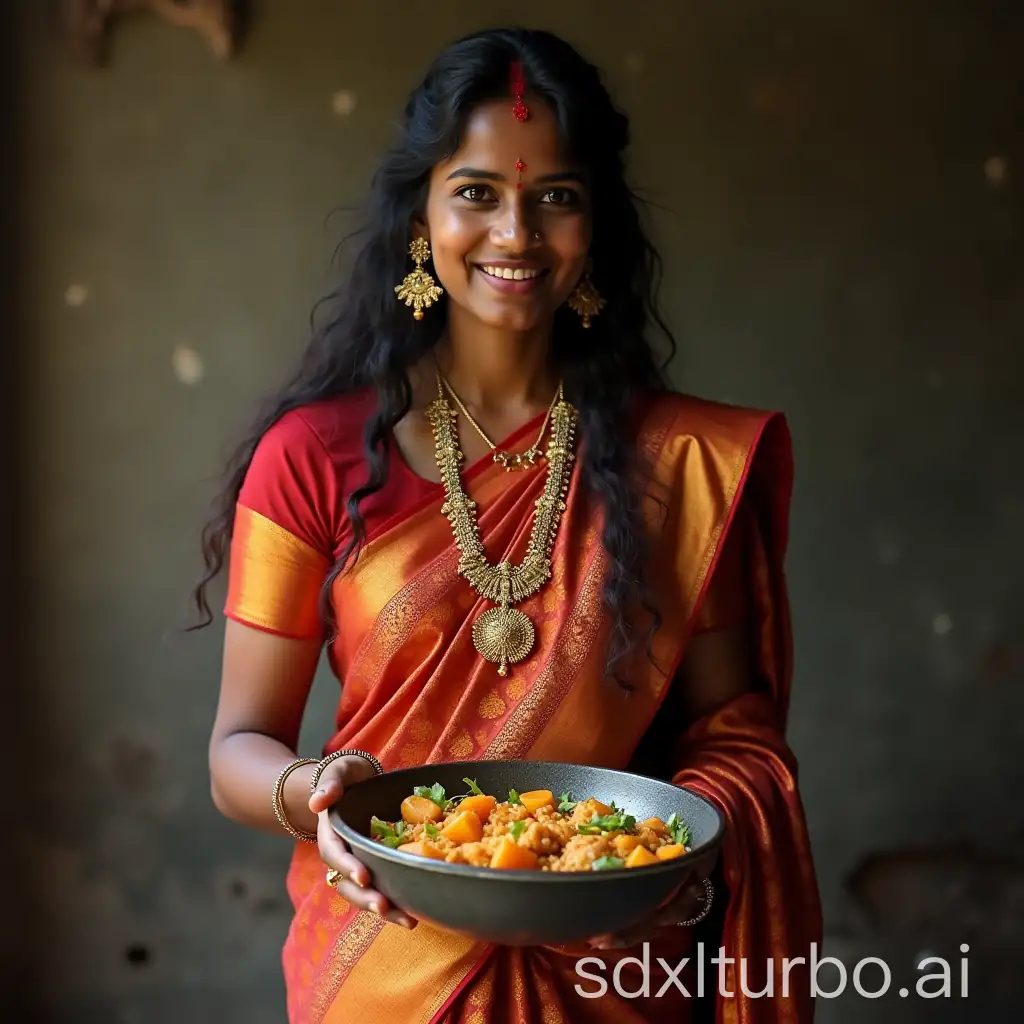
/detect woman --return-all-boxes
[199,26,821,1024]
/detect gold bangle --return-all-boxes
[309,749,384,793]
[272,757,319,843]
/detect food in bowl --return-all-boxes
[369,778,692,872]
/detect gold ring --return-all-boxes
[325,868,342,888]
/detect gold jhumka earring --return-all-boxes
[395,238,443,320]
[567,261,605,328]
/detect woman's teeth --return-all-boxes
[480,265,541,281]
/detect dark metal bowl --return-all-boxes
[329,759,724,946]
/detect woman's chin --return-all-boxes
[461,301,552,334]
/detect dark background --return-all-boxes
[5,1,1022,1021]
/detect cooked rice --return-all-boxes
[372,788,688,872]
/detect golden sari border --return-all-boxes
[482,399,687,763]
[321,924,486,1024]
[225,504,330,638]
[482,528,606,760]
[307,914,384,1024]
[430,946,497,1022]
[621,409,786,759]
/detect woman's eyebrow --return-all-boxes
[534,171,586,184]
[445,167,504,181]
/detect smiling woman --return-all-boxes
[424,113,591,333]
[197,25,821,1024]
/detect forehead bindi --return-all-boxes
[444,100,571,179]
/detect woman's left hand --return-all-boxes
[587,875,710,950]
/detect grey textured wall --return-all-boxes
[13,1,1022,1021]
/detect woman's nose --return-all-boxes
[491,198,538,251]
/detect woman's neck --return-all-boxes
[432,316,559,415]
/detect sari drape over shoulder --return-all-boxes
[224,389,822,1024]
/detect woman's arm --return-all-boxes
[209,620,323,836]
[677,623,754,721]
[209,620,415,927]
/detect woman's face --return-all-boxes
[419,97,592,334]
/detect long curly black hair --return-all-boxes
[190,26,677,680]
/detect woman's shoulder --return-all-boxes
[636,388,784,441]
[263,388,377,463]
[630,385,782,448]
[239,389,379,555]
[632,388,792,486]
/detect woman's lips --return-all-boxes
[475,265,550,295]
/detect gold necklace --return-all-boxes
[426,372,578,676]
[438,372,559,472]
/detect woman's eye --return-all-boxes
[540,188,580,207]
[456,185,494,202]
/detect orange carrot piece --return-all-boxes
[655,843,687,860]
[401,795,444,824]
[625,845,659,868]
[490,836,539,870]
[588,799,614,817]
[400,841,445,860]
[613,835,641,857]
[519,790,555,814]
[640,817,668,835]
[458,794,497,821]
[440,810,483,845]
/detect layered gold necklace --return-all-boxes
[426,372,578,676]
[439,374,559,472]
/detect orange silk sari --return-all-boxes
[225,391,821,1024]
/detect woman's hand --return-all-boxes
[308,755,418,930]
[586,874,709,950]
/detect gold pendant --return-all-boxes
[493,447,542,472]
[471,605,536,677]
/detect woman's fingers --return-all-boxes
[309,755,376,814]
[588,919,651,950]
[314,812,416,929]
[316,812,371,888]
[667,876,708,917]
[308,757,415,929]
[654,877,689,910]
[331,878,417,929]
[308,774,342,815]
[332,871,417,929]
[588,878,707,949]
[382,904,418,929]
[333,877,386,915]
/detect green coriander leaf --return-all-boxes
[371,817,409,848]
[385,822,410,848]
[558,792,577,813]
[414,783,448,810]
[591,856,625,871]
[509,820,527,841]
[463,778,484,796]
[370,815,396,840]
[424,822,440,838]
[507,788,522,805]
[578,810,637,834]
[666,813,691,847]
